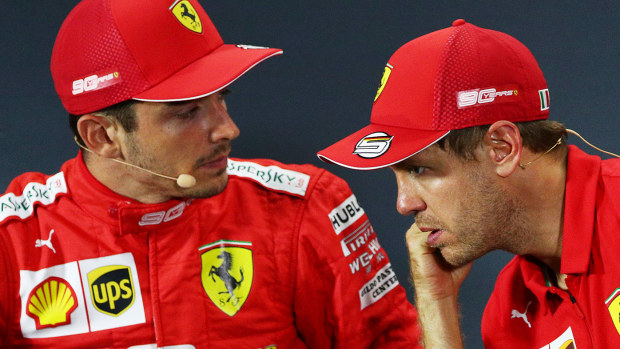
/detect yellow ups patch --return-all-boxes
[87,265,135,317]
[171,0,202,33]
[200,240,253,317]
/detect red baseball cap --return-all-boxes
[51,0,283,115]
[317,19,550,170]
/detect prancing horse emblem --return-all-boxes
[200,240,253,317]
[171,0,202,33]
[209,251,244,302]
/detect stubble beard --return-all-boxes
[438,170,529,267]
[123,134,231,199]
[181,168,229,199]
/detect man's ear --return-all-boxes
[76,114,122,159]
[483,121,522,177]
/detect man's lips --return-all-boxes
[196,149,231,170]
[194,143,232,170]
[418,226,444,247]
[200,155,228,169]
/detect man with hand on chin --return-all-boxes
[0,0,420,347]
[319,19,620,348]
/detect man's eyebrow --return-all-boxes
[156,100,197,114]
[394,150,438,168]
[164,100,196,108]
[392,156,420,169]
[160,89,231,110]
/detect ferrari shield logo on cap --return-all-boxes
[605,288,620,335]
[374,64,393,102]
[170,0,202,33]
[354,132,393,159]
[199,240,253,317]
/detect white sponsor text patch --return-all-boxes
[227,159,309,196]
[328,194,365,235]
[0,172,67,223]
[359,263,399,310]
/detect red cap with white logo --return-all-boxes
[51,0,283,115]
[317,19,550,170]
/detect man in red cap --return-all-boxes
[319,19,620,348]
[0,0,420,347]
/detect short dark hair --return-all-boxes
[436,120,568,161]
[69,99,138,146]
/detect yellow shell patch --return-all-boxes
[26,277,78,329]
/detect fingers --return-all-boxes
[405,223,432,257]
[405,223,439,282]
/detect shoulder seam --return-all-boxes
[227,159,313,197]
[0,172,68,224]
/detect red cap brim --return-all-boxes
[134,44,282,102]
[317,124,449,170]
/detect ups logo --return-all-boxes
[87,265,135,316]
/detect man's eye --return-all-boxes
[219,88,232,100]
[177,107,199,119]
[410,166,425,175]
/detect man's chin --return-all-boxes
[181,174,229,199]
[438,247,475,268]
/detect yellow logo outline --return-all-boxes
[200,240,253,317]
[606,288,620,335]
[374,64,393,102]
[171,0,202,34]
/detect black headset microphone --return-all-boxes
[74,137,197,188]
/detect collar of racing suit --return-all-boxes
[66,151,198,235]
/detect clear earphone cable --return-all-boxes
[566,129,620,158]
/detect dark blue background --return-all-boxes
[1,1,618,347]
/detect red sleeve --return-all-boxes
[0,227,13,346]
[293,170,421,348]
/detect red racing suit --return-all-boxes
[0,153,420,348]
[482,146,620,348]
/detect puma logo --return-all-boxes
[511,301,532,328]
[35,229,56,253]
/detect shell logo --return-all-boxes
[26,276,78,330]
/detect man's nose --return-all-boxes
[393,171,426,216]
[208,98,240,143]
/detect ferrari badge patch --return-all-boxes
[199,240,253,316]
[170,0,202,33]
[374,63,393,102]
[605,288,620,335]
